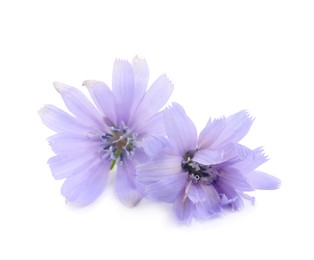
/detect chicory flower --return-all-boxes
[39,57,173,207]
[137,103,280,224]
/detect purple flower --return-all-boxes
[39,57,173,207]
[137,103,280,224]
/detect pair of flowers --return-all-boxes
[40,57,280,224]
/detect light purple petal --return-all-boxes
[230,196,245,210]
[83,80,116,126]
[220,167,254,191]
[39,105,88,134]
[202,184,221,206]
[130,74,173,126]
[215,181,244,210]
[54,82,103,127]
[48,133,99,156]
[198,117,225,149]
[198,111,253,149]
[214,181,238,201]
[247,171,281,190]
[163,103,198,156]
[137,155,186,203]
[221,143,239,161]
[211,110,253,148]
[115,160,142,207]
[131,148,149,164]
[135,112,166,136]
[239,192,255,204]
[187,183,207,203]
[141,136,167,158]
[130,56,149,113]
[231,147,268,174]
[220,194,236,206]
[176,184,221,223]
[61,160,110,206]
[112,60,134,123]
[193,149,224,165]
[194,185,221,218]
[173,194,195,225]
[136,155,183,183]
[216,144,255,169]
[133,56,149,92]
[144,172,187,203]
[48,153,98,180]
[233,144,253,160]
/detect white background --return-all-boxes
[1,0,313,259]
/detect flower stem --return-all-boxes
[110,152,121,170]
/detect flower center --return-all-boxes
[182,151,219,184]
[100,125,137,169]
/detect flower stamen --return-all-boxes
[100,125,136,168]
[182,151,219,184]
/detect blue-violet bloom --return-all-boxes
[137,103,280,224]
[39,57,173,207]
